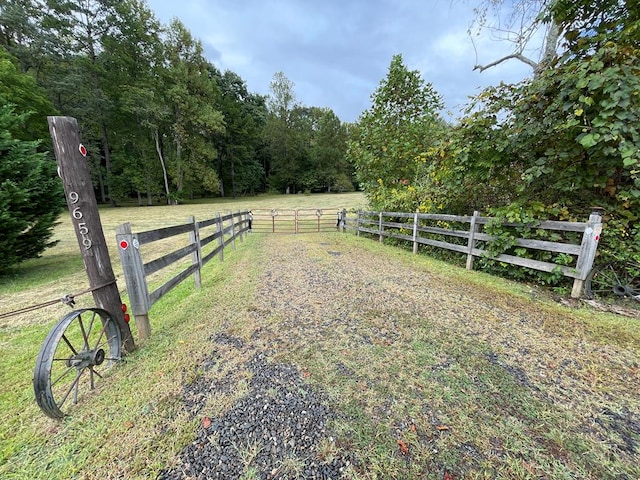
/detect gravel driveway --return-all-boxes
[160,233,640,479]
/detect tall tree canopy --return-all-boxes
[347,54,444,210]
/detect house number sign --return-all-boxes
[68,191,92,250]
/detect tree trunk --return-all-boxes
[231,154,236,198]
[153,128,171,205]
[535,20,561,76]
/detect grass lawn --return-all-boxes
[1,191,639,479]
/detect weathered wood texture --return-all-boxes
[356,209,603,298]
[116,211,249,339]
[48,116,135,352]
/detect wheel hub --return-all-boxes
[93,348,106,366]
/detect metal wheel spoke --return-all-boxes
[77,314,90,350]
[59,369,84,408]
[85,310,98,341]
[51,365,75,387]
[92,321,109,351]
[61,334,79,356]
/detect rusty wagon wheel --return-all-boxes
[585,261,640,305]
[34,308,122,419]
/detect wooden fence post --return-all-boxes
[379,212,384,243]
[48,116,135,352]
[356,211,361,237]
[217,213,224,262]
[412,212,419,254]
[571,210,603,298]
[466,211,480,270]
[189,216,202,289]
[230,211,237,250]
[115,223,151,340]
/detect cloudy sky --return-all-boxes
[144,0,536,123]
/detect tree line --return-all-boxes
[0,0,354,205]
[0,0,355,272]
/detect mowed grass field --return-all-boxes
[1,191,639,479]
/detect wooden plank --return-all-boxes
[148,263,199,306]
[380,211,415,219]
[143,243,197,276]
[383,221,415,229]
[198,218,218,228]
[419,225,470,239]
[473,233,581,255]
[200,230,222,247]
[137,223,193,244]
[471,249,579,278]
[418,213,472,222]
[418,237,469,254]
[202,245,223,265]
[475,216,586,232]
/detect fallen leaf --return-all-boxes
[443,471,455,480]
[397,439,409,455]
[436,425,449,431]
[302,369,311,378]
[523,460,535,475]
[124,421,134,429]
[410,424,417,434]
[202,416,211,429]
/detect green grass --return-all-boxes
[1,192,639,479]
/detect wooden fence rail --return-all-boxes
[355,209,603,298]
[116,210,250,339]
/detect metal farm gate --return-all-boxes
[250,208,344,233]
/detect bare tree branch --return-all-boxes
[473,53,539,72]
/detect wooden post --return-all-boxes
[115,223,151,339]
[379,212,384,243]
[412,212,419,254]
[230,211,237,250]
[217,213,224,262]
[48,116,135,352]
[189,216,202,289]
[466,211,480,270]
[356,211,361,237]
[571,210,603,298]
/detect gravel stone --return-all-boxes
[159,336,353,479]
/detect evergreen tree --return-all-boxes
[0,105,63,273]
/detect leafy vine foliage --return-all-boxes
[348,1,639,286]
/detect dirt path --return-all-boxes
[166,233,640,479]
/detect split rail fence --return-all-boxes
[116,210,250,338]
[355,210,603,298]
